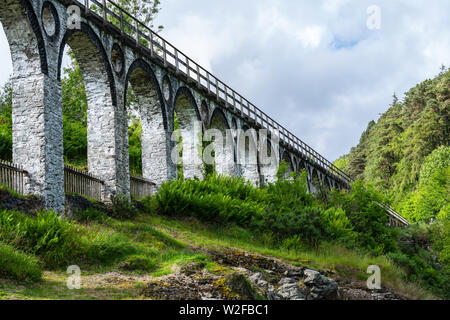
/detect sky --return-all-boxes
[0,0,449,161]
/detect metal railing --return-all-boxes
[74,0,353,186]
[0,159,28,195]
[64,165,104,201]
[375,202,410,227]
[130,175,155,199]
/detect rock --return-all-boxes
[249,272,275,299]
[267,285,280,300]
[283,269,304,279]
[249,273,269,290]
[224,273,257,300]
[277,278,307,300]
[180,262,206,276]
[303,269,338,300]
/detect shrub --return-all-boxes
[0,210,84,269]
[119,255,157,272]
[327,181,397,255]
[109,194,138,220]
[0,243,42,282]
[251,207,326,245]
[85,232,137,264]
[280,235,304,251]
[74,208,109,223]
[320,207,357,244]
[155,176,265,225]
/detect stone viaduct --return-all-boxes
[0,0,353,212]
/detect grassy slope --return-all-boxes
[0,213,436,300]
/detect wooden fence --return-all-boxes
[0,159,28,195]
[130,175,155,199]
[64,165,104,202]
[0,160,155,202]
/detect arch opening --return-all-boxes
[174,88,203,180]
[58,24,124,199]
[125,60,168,189]
[237,125,259,185]
[259,138,279,186]
[310,169,321,193]
[207,108,234,177]
[280,152,294,179]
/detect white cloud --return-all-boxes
[322,0,351,13]
[296,26,324,48]
[0,22,12,86]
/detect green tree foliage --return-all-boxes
[0,80,12,161]
[128,119,143,176]
[398,146,450,223]
[335,68,450,221]
[115,0,163,31]
[332,68,449,297]
[61,59,88,167]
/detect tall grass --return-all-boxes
[0,210,83,268]
[0,243,42,282]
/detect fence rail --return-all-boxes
[74,0,353,187]
[375,202,410,227]
[64,165,104,201]
[0,159,27,195]
[130,175,155,199]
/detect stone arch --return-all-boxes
[281,151,294,177]
[259,137,279,185]
[0,0,64,210]
[200,100,209,128]
[0,0,48,76]
[58,22,124,198]
[297,159,307,175]
[310,168,321,193]
[125,58,169,188]
[57,23,116,105]
[325,176,333,191]
[174,86,203,180]
[208,108,234,176]
[237,124,259,185]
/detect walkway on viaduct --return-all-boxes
[0,0,355,213]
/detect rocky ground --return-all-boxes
[139,247,405,300]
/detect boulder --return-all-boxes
[277,278,307,300]
[224,273,257,300]
[303,269,338,300]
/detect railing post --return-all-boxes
[135,19,139,46]
[215,78,219,101]
[175,49,180,74]
[103,0,107,22]
[149,31,154,57]
[163,41,167,67]
[120,11,124,35]
[186,58,190,79]
[224,86,228,109]
[196,64,201,89]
